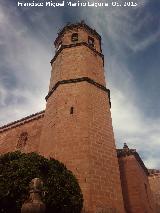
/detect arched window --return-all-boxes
[71,33,78,42]
[88,36,94,47]
[17,131,28,149]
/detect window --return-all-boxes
[71,33,78,42]
[88,36,94,47]
[70,107,74,114]
[17,132,28,149]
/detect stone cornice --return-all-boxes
[117,147,149,176]
[50,42,104,66]
[117,148,136,157]
[148,169,160,177]
[54,21,101,46]
[45,77,111,107]
[0,110,45,133]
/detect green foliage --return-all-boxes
[0,151,83,213]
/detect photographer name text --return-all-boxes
[17,1,138,7]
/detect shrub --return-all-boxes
[0,151,83,213]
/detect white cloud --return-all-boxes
[82,0,158,54]
[0,85,7,107]
[0,1,56,125]
[109,61,160,168]
[0,88,46,125]
[132,29,160,52]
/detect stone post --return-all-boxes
[21,178,46,213]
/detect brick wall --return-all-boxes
[0,111,44,154]
[118,149,155,213]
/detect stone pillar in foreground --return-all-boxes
[21,178,45,213]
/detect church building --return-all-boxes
[0,22,159,213]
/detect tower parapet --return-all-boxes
[54,21,102,53]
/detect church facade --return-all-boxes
[0,22,159,213]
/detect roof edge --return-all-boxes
[0,110,45,132]
[148,169,160,176]
[117,148,149,176]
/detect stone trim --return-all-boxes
[50,42,104,66]
[54,21,101,46]
[0,110,45,133]
[148,169,160,176]
[45,77,111,107]
[117,148,149,176]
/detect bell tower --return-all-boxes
[39,22,125,213]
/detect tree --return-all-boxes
[0,151,83,213]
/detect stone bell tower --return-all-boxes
[39,22,125,213]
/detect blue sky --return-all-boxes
[0,0,160,168]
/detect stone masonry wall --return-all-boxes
[39,81,125,213]
[39,25,125,213]
[118,154,155,213]
[148,171,160,213]
[49,45,105,91]
[0,111,44,154]
[55,27,101,52]
[0,23,159,213]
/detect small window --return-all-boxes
[17,132,28,149]
[71,33,78,42]
[88,36,94,47]
[70,107,74,114]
